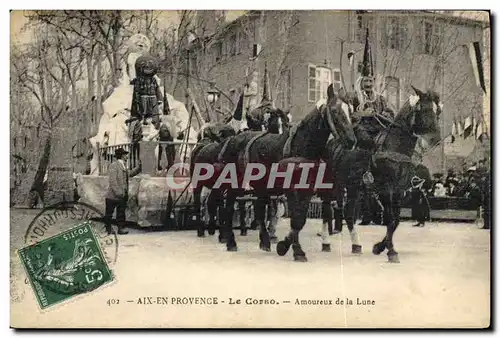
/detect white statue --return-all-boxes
[88,34,195,176]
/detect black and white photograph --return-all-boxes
[8,9,491,328]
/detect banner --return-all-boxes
[466,41,486,93]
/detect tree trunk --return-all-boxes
[111,12,123,88]
[27,133,52,208]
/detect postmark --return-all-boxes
[18,201,119,310]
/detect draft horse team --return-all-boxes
[190,82,443,264]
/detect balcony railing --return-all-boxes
[98,141,199,177]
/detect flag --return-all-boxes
[466,41,486,93]
[444,133,475,157]
[476,119,483,139]
[261,62,272,105]
[463,116,473,139]
[227,92,245,132]
[450,120,457,143]
[347,51,355,68]
[252,44,262,59]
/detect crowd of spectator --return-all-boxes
[424,158,491,229]
[429,159,489,202]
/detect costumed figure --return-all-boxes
[353,28,395,226]
[129,54,163,126]
[127,53,163,164]
[352,28,395,151]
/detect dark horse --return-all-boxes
[190,97,289,239]
[319,86,442,263]
[216,104,291,249]
[229,84,356,255]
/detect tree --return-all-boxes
[11,25,83,206]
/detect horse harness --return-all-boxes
[362,100,422,186]
[282,101,342,159]
[243,132,270,169]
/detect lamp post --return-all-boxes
[206,83,220,122]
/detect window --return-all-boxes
[355,12,375,43]
[308,65,332,103]
[228,34,237,56]
[221,40,227,60]
[332,69,342,92]
[386,17,408,50]
[235,31,241,54]
[421,20,443,55]
[214,42,222,63]
[277,69,292,110]
[385,76,400,111]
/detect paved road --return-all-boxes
[10,210,490,328]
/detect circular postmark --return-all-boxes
[23,201,119,291]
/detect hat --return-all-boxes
[467,166,477,172]
[360,28,374,77]
[115,148,129,157]
[411,176,425,188]
[432,173,443,178]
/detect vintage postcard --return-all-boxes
[10,9,491,328]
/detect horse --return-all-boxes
[321,86,442,263]
[219,84,355,253]
[192,97,291,243]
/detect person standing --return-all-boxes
[104,148,141,235]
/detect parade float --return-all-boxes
[77,34,199,228]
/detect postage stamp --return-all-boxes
[18,222,114,310]
[17,202,118,310]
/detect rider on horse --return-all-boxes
[351,28,394,151]
[351,28,395,226]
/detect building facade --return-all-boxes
[178,10,490,173]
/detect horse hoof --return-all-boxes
[227,246,238,252]
[388,253,400,263]
[294,255,308,262]
[240,229,248,236]
[218,234,226,243]
[372,243,385,255]
[270,236,278,244]
[208,228,216,236]
[352,244,363,254]
[321,244,331,252]
[276,241,290,256]
[197,231,205,238]
[259,242,271,252]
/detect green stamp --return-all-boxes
[18,221,114,310]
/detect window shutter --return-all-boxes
[415,19,423,54]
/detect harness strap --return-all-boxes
[283,123,299,158]
[217,137,233,163]
[243,132,268,169]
